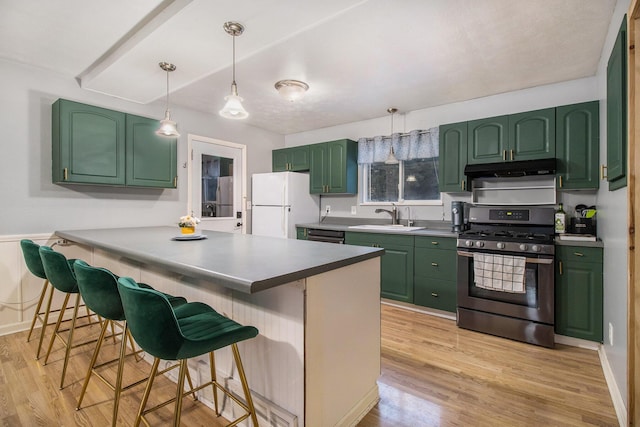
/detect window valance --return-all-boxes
[357,127,439,164]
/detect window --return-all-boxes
[358,127,441,204]
[364,157,440,204]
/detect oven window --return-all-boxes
[468,260,539,308]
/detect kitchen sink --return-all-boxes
[348,224,426,231]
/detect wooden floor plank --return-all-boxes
[0,304,618,426]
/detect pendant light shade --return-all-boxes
[156,62,180,137]
[385,108,399,165]
[219,22,248,120]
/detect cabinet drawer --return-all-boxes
[414,248,456,280]
[415,236,456,250]
[414,278,456,312]
[345,232,414,248]
[556,246,602,263]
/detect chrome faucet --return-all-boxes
[375,204,399,225]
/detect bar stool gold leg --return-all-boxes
[210,351,219,415]
[43,293,71,365]
[174,360,188,427]
[59,294,82,389]
[232,343,259,427]
[36,285,55,360]
[27,279,49,341]
[136,357,161,427]
[112,321,130,427]
[76,319,110,409]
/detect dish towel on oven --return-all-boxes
[473,253,526,293]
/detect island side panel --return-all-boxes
[305,257,381,426]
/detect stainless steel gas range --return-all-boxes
[456,206,555,348]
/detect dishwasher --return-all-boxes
[306,228,345,244]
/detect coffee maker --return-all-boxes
[451,201,469,232]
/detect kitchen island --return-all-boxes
[55,227,384,427]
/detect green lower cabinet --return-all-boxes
[555,246,603,342]
[296,227,308,240]
[413,237,457,312]
[346,232,414,302]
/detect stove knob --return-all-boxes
[496,242,505,249]
[465,240,473,247]
[475,241,484,248]
[531,245,540,252]
[519,243,528,251]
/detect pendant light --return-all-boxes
[219,21,249,120]
[156,62,180,137]
[385,108,399,165]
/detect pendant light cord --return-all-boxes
[165,69,170,111]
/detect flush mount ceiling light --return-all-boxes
[219,21,248,120]
[156,62,180,137]
[385,107,399,165]
[274,79,309,101]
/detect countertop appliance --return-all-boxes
[451,201,469,232]
[456,205,555,348]
[251,172,319,239]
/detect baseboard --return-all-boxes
[554,334,600,350]
[381,299,456,321]
[598,345,627,427]
[336,384,380,427]
[0,320,30,337]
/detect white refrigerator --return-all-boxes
[251,172,319,238]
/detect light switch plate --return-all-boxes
[351,206,357,215]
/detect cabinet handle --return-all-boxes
[431,241,439,245]
[510,150,514,161]
[559,261,563,275]
[502,150,507,161]
[431,293,439,297]
[304,229,307,237]
[600,164,608,180]
[173,176,177,187]
[558,175,563,188]
[431,262,438,267]
[461,180,465,190]
[63,167,68,181]
[573,252,584,257]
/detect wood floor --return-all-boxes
[0,305,618,426]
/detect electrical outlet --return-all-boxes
[325,205,331,214]
[609,322,614,346]
[351,206,357,215]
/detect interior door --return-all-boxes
[188,135,246,233]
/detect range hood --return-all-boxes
[464,158,556,179]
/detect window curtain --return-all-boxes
[357,127,439,164]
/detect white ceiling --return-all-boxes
[1,0,616,135]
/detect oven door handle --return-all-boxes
[457,250,553,264]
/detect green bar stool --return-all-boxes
[74,260,199,427]
[117,276,260,427]
[20,239,58,359]
[38,246,100,389]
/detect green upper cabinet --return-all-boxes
[52,99,177,188]
[125,114,177,188]
[467,109,555,165]
[556,101,600,190]
[438,122,469,192]
[52,99,126,185]
[309,139,357,194]
[508,108,555,161]
[606,15,627,191]
[555,246,603,342]
[272,146,310,172]
[467,115,509,164]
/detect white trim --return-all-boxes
[598,345,627,427]
[0,233,56,243]
[186,134,248,234]
[381,299,457,321]
[554,334,600,351]
[0,320,30,337]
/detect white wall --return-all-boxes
[0,58,283,235]
[595,0,631,410]
[285,77,599,222]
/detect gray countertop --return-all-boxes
[55,226,384,294]
[296,220,458,238]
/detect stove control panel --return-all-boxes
[457,239,554,255]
